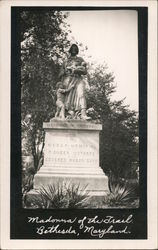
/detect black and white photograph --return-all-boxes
[0,0,157,249]
[21,9,139,210]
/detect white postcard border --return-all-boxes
[0,0,157,249]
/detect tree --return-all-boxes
[21,10,71,172]
[86,64,138,179]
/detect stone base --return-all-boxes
[34,165,109,196]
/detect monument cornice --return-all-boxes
[43,120,102,131]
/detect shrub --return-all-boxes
[25,182,90,209]
[104,181,140,208]
[65,182,89,208]
[22,165,35,193]
[104,184,135,207]
[125,178,139,198]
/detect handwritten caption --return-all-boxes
[27,214,133,238]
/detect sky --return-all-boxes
[64,10,138,111]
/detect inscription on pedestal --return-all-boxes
[44,130,99,167]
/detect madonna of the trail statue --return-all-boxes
[54,44,91,120]
[32,44,109,205]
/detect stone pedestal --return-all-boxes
[34,120,109,196]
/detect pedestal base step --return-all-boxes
[39,166,104,175]
[34,167,109,195]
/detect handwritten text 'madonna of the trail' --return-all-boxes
[28,214,133,225]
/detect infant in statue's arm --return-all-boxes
[67,61,87,76]
[55,81,75,119]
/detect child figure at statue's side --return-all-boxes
[55,81,75,119]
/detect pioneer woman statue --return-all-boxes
[58,44,90,120]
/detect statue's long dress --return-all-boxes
[61,56,87,112]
